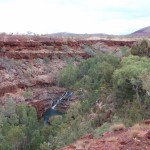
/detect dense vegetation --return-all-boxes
[131,39,150,56]
[57,52,150,124]
[0,43,150,149]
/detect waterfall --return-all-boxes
[43,90,73,123]
[51,91,73,110]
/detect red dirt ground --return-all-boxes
[62,121,150,150]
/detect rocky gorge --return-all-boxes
[0,34,135,119]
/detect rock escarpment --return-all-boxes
[0,34,135,59]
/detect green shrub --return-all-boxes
[131,39,149,56]
[23,88,33,99]
[93,123,110,139]
[56,65,78,87]
[113,55,150,106]
[117,99,148,126]
[43,57,50,64]
[81,44,96,56]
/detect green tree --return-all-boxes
[131,39,149,56]
[6,126,25,150]
[57,65,78,87]
[0,113,7,127]
[40,142,50,150]
[3,97,16,117]
[140,73,150,95]
[7,113,19,125]
[16,104,28,125]
[113,55,150,106]
[30,130,42,150]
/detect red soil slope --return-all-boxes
[62,121,150,150]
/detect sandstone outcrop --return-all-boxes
[0,34,135,60]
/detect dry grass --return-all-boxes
[130,129,140,138]
[130,123,150,138]
[110,123,126,132]
[106,136,118,142]
[131,124,141,130]
[74,140,91,150]
[131,123,150,130]
[74,141,86,149]
[130,124,141,138]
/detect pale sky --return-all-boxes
[0,0,150,35]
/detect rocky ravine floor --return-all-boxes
[0,34,135,119]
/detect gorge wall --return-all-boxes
[0,34,135,119]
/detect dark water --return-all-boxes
[42,108,62,123]
[42,91,73,123]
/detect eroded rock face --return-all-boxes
[29,99,52,119]
[0,57,66,117]
[145,130,150,139]
[143,120,150,125]
[0,34,135,60]
[28,86,66,119]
